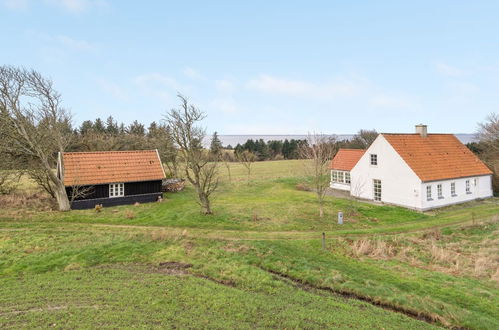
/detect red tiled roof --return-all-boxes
[383,134,492,182]
[330,149,366,171]
[61,150,166,186]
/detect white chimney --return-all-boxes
[415,124,427,137]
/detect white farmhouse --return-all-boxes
[330,125,493,211]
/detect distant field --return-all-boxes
[1,159,498,329]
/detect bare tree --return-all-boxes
[67,178,95,204]
[300,133,337,218]
[478,113,499,153]
[222,151,233,183]
[0,66,73,211]
[477,113,499,192]
[165,94,218,214]
[236,150,257,184]
[351,129,378,149]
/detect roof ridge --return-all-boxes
[381,133,454,136]
[63,150,157,155]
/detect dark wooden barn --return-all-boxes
[57,150,166,210]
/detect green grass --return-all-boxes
[1,159,498,329]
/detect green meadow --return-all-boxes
[1,160,498,329]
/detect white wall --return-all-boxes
[421,175,493,210]
[350,135,423,209]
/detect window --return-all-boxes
[370,154,378,166]
[451,182,456,196]
[474,178,478,186]
[109,183,124,198]
[466,180,471,194]
[373,179,381,201]
[345,172,351,184]
[437,184,443,199]
[337,171,344,183]
[332,171,337,182]
[426,185,432,201]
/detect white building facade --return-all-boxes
[331,126,493,211]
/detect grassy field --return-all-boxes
[1,160,498,329]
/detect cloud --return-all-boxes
[183,67,205,81]
[246,74,360,99]
[215,79,236,93]
[135,73,182,91]
[45,0,108,12]
[369,94,411,109]
[2,0,108,12]
[134,73,190,102]
[56,35,95,51]
[210,97,240,114]
[434,62,463,77]
[97,79,128,101]
[1,0,29,10]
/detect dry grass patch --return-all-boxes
[344,219,499,283]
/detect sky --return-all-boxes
[1,1,498,134]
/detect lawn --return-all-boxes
[1,159,498,329]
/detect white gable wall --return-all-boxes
[421,175,493,210]
[350,135,423,209]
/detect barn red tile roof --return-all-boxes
[382,134,492,182]
[330,149,366,171]
[61,150,166,186]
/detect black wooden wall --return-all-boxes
[66,180,162,201]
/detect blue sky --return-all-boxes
[1,1,498,134]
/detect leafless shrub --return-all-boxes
[421,228,442,241]
[0,190,55,210]
[125,210,136,219]
[236,150,257,184]
[0,171,19,195]
[295,183,311,191]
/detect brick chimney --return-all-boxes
[415,124,427,137]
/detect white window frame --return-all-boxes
[332,171,337,183]
[451,182,456,196]
[109,183,124,198]
[370,154,378,166]
[426,185,432,201]
[373,179,381,201]
[337,171,344,183]
[437,184,443,199]
[345,172,351,184]
[465,180,471,194]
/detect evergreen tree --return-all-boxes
[128,120,145,136]
[105,116,119,135]
[210,131,223,157]
[93,118,106,133]
[79,120,94,135]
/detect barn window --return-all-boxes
[345,172,351,184]
[109,183,124,197]
[370,154,377,166]
[466,180,471,194]
[332,171,338,182]
[451,182,456,196]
